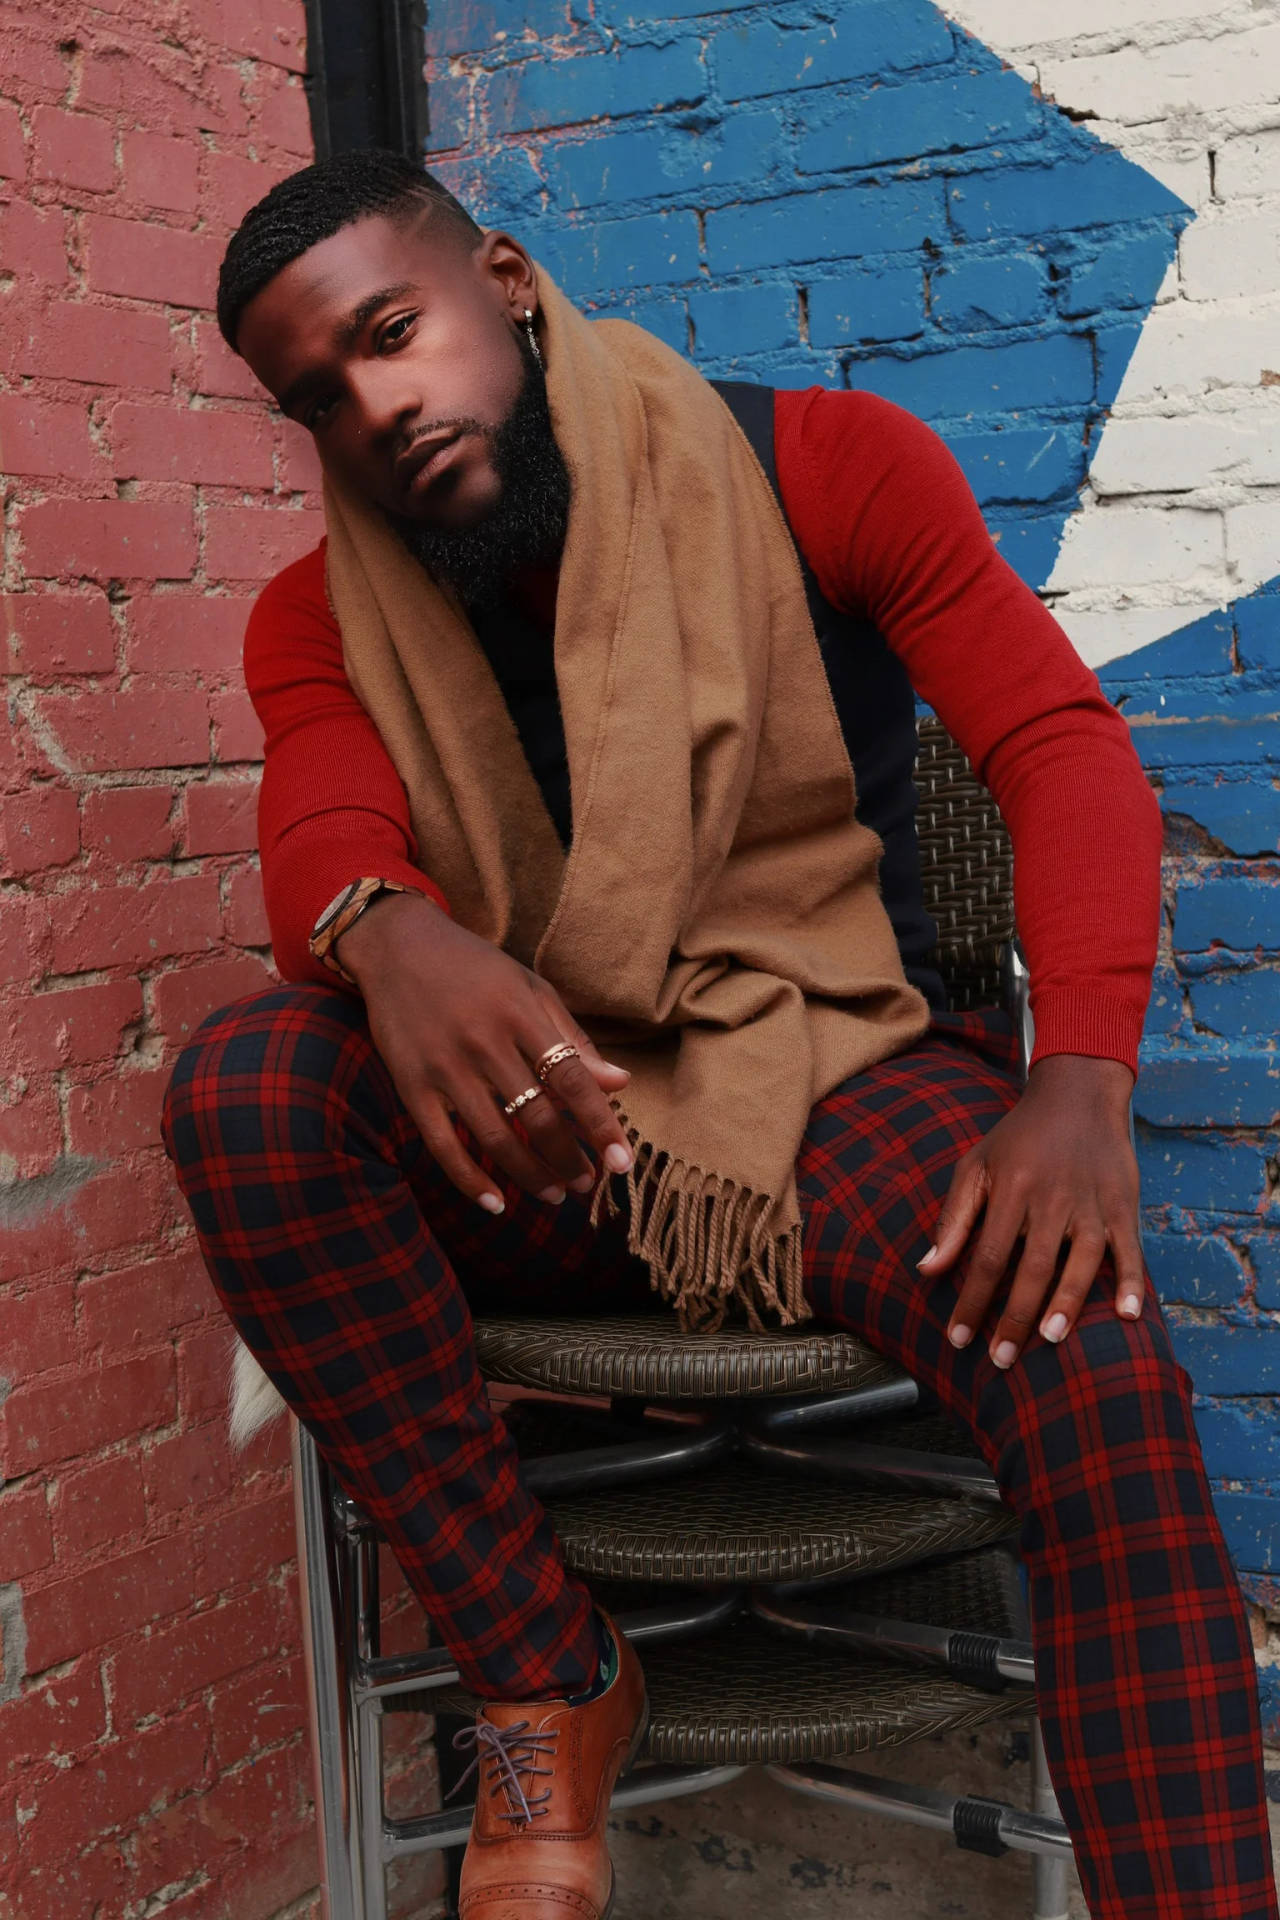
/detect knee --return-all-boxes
[161,982,369,1179]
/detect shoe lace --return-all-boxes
[448,1718,560,1825]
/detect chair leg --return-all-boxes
[353,1531,391,1920]
[291,1420,364,1920]
[1031,1719,1071,1920]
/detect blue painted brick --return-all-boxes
[706,179,945,274]
[1060,228,1177,317]
[1094,319,1147,411]
[1235,593,1280,672]
[1174,876,1280,954]
[1144,1232,1245,1308]
[487,39,706,132]
[427,0,592,55]
[1169,1323,1280,1396]
[1211,1493,1280,1573]
[1188,969,1280,1039]
[690,281,797,357]
[1133,1050,1280,1129]
[949,149,1186,241]
[1248,1237,1280,1311]
[931,254,1047,331]
[807,268,923,347]
[544,108,786,210]
[1161,779,1280,858]
[847,334,1093,419]
[795,69,1040,174]
[1128,716,1280,775]
[601,0,746,18]
[430,146,545,226]
[940,425,1082,506]
[1136,1130,1267,1212]
[589,292,690,353]
[987,514,1068,590]
[536,209,700,294]
[1194,1404,1280,1482]
[1143,962,1186,1038]
[1097,610,1234,689]
[712,5,952,102]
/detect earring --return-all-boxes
[523,307,543,369]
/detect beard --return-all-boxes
[391,336,572,613]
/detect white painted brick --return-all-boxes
[1055,602,1222,669]
[943,0,1215,54]
[1048,502,1223,591]
[1039,25,1280,126]
[1214,129,1280,201]
[1090,408,1280,493]
[1113,298,1280,403]
[1225,497,1280,585]
[1180,203,1280,299]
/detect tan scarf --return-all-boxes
[323,270,929,1329]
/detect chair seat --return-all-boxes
[790,1542,1027,1638]
[474,1313,904,1401]
[544,1464,1015,1586]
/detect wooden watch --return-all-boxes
[309,877,409,981]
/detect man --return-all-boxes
[162,148,1278,1920]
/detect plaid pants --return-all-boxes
[163,984,1277,1920]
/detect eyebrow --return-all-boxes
[277,281,418,419]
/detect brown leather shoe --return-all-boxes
[454,1614,648,1920]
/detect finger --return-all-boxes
[523,1011,633,1176]
[920,1149,988,1278]
[450,1081,571,1205]
[947,1195,1026,1352]
[496,1051,596,1189]
[1109,1217,1146,1323]
[1037,1224,1109,1346]
[411,1089,510,1216]
[989,1224,1072,1368]
[536,990,631,1090]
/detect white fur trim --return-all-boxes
[230,1337,289,1449]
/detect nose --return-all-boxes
[348,360,421,443]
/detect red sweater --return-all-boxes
[244,388,1162,1075]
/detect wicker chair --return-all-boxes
[279,717,1073,1920]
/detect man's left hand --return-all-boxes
[918,1053,1144,1369]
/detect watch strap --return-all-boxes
[309,877,409,981]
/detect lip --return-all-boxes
[395,430,463,495]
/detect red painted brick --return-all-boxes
[0,893,39,986]
[0,392,105,482]
[15,1702,210,1853]
[20,300,174,390]
[201,150,293,232]
[0,24,72,95]
[79,45,247,140]
[210,687,265,765]
[0,1481,53,1580]
[194,1487,295,1590]
[150,953,274,1044]
[66,1065,169,1158]
[110,1582,288,1725]
[0,1658,106,1783]
[86,213,222,309]
[0,1154,174,1287]
[250,65,313,156]
[77,1248,215,1357]
[0,197,69,286]
[194,0,307,71]
[50,873,220,972]
[127,591,252,676]
[7,1839,132,1920]
[0,101,26,181]
[193,318,266,401]
[22,1529,201,1675]
[182,777,260,855]
[142,1417,235,1522]
[0,1280,78,1378]
[130,1742,311,1907]
[203,504,323,580]
[280,421,322,494]
[20,499,196,582]
[0,1348,175,1476]
[31,106,116,193]
[122,130,199,213]
[50,1450,147,1559]
[0,1079,62,1177]
[1,591,116,676]
[0,784,78,875]
[80,785,175,864]
[223,864,269,945]
[109,401,275,488]
[176,1319,237,1424]
[210,1649,306,1770]
[36,684,208,772]
[3,980,142,1073]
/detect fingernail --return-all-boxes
[605,1062,630,1077]
[917,1244,938,1270]
[604,1144,632,1174]
[1121,1294,1142,1318]
[478,1192,505,1215]
[992,1340,1018,1370]
[538,1185,566,1205]
[1043,1312,1068,1343]
[568,1172,595,1194]
[949,1323,971,1348]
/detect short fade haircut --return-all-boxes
[216,147,484,352]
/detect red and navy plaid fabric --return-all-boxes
[163,985,1278,1920]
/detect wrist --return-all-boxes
[336,888,443,985]
[1027,1051,1134,1117]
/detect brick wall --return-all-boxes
[424,0,1280,1732]
[0,6,342,1914]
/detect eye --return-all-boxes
[379,312,417,350]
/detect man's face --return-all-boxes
[236,212,533,533]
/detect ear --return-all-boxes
[478,230,539,323]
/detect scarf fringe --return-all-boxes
[590,1108,810,1334]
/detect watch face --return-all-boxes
[315,882,361,937]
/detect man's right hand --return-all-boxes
[336,891,634,1214]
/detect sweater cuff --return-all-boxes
[1027,987,1145,1080]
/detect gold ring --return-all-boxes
[502,1085,545,1117]
[536,1042,579,1083]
